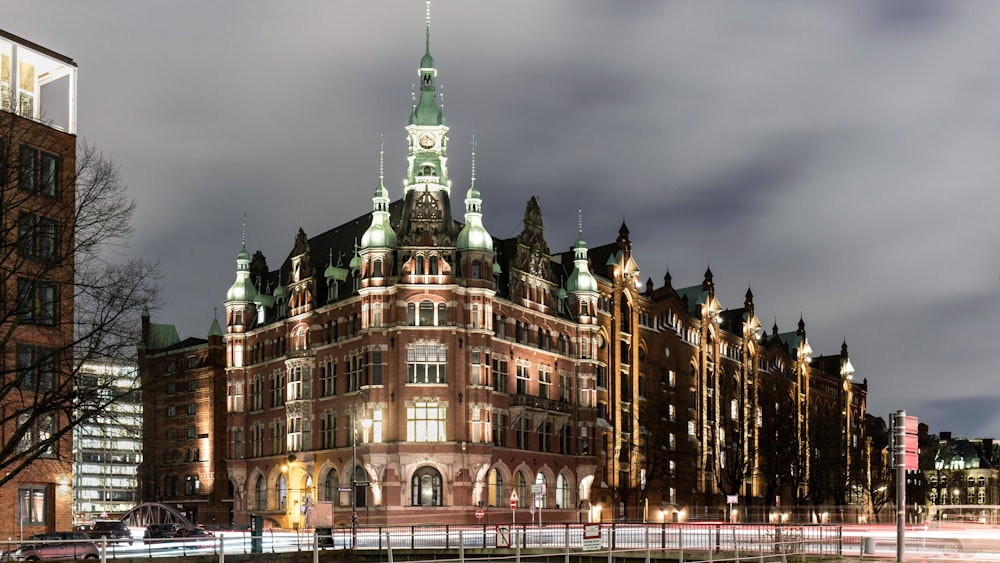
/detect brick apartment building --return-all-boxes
[137,312,230,525]
[140,10,868,528]
[0,29,78,538]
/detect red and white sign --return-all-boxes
[893,412,919,470]
[509,499,517,510]
[583,524,601,551]
[496,525,511,548]
[476,509,485,519]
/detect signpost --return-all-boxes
[496,525,511,548]
[582,523,601,551]
[893,410,918,563]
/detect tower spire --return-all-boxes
[426,0,432,54]
[470,135,477,185]
[379,134,385,187]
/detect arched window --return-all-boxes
[276,474,287,510]
[415,256,425,275]
[534,473,547,508]
[324,469,339,504]
[372,259,383,277]
[429,256,439,275]
[419,301,434,326]
[411,466,443,506]
[556,474,571,509]
[293,326,307,351]
[515,471,529,508]
[471,259,481,279]
[437,303,447,325]
[488,468,504,507]
[254,475,267,510]
[407,302,416,325]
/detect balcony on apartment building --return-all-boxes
[1,29,77,134]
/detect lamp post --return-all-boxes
[350,390,371,549]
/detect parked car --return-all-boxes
[11,532,99,560]
[84,521,133,545]
[142,524,180,540]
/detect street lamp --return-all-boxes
[350,390,372,548]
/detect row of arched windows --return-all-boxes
[248,466,574,510]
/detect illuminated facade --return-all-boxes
[0,29,77,538]
[72,362,142,521]
[211,9,867,528]
[136,7,868,528]
[925,433,1000,516]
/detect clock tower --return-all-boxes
[398,1,457,273]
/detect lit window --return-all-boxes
[406,401,446,442]
[18,486,48,525]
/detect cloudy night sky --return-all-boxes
[7,1,1000,439]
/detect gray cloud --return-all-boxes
[8,1,1000,439]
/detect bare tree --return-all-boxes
[0,108,160,487]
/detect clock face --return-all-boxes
[419,134,435,149]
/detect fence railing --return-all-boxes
[0,523,853,562]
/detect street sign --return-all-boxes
[496,525,511,548]
[509,498,517,510]
[475,509,484,520]
[892,413,919,470]
[583,523,601,551]
[336,486,352,492]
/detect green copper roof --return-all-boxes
[567,214,598,294]
[208,314,223,337]
[361,153,398,250]
[148,323,180,349]
[226,241,258,302]
[457,177,493,251]
[409,9,445,126]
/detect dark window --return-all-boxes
[492,412,506,446]
[19,146,37,192]
[17,344,56,392]
[40,153,59,196]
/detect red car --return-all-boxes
[11,532,99,560]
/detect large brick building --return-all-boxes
[137,313,230,526]
[141,9,868,528]
[0,29,78,538]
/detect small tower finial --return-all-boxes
[379,134,385,185]
[426,0,432,52]
[470,135,477,184]
[242,213,247,247]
